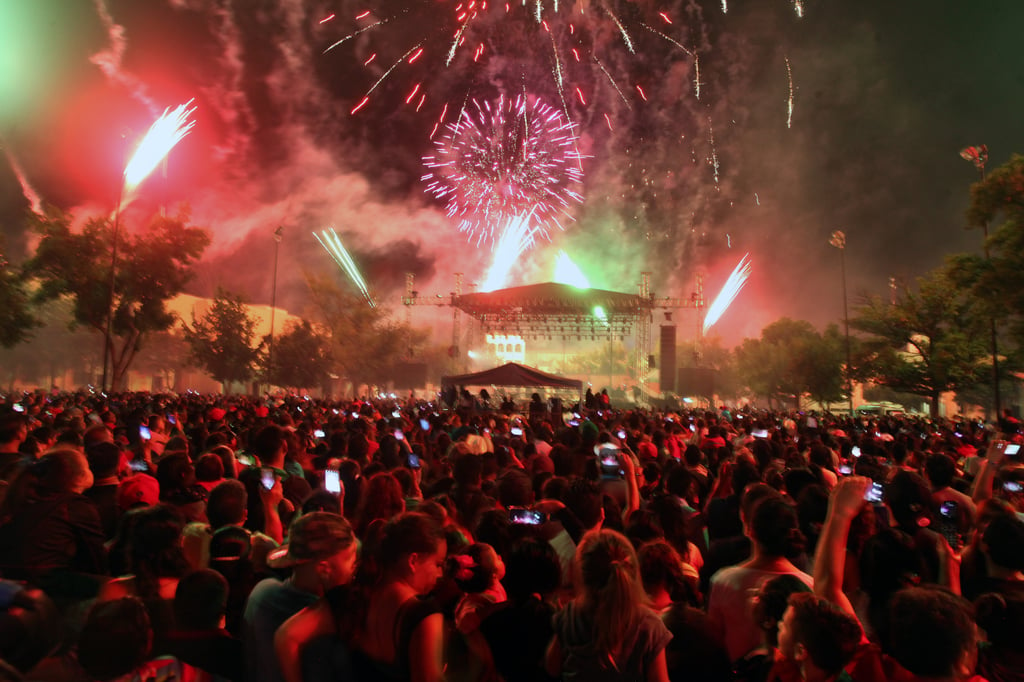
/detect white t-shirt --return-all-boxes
[707,564,813,661]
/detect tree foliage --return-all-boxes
[0,257,38,348]
[182,288,261,388]
[733,318,845,409]
[0,296,92,389]
[948,153,1024,361]
[23,206,210,389]
[850,269,990,417]
[303,273,427,389]
[263,320,332,390]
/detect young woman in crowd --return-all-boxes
[545,528,672,682]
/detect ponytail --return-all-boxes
[576,530,647,658]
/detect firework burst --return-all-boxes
[422,94,584,246]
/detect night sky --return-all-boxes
[2,0,1022,347]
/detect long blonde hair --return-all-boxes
[574,529,648,658]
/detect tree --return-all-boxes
[303,273,427,391]
[733,318,845,409]
[850,269,990,417]
[797,324,847,409]
[263,320,332,390]
[948,153,1024,363]
[133,330,193,391]
[0,295,93,390]
[24,206,210,390]
[0,254,38,348]
[182,288,261,389]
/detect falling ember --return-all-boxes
[122,100,196,200]
[658,12,672,24]
[793,0,805,17]
[319,13,336,24]
[704,254,752,334]
[635,85,647,101]
[351,97,370,114]
[721,0,728,13]
[785,56,795,129]
[575,88,587,105]
[604,113,613,131]
[314,228,376,307]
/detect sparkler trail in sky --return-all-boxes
[314,228,376,307]
[422,94,584,246]
[704,254,752,334]
[122,100,197,204]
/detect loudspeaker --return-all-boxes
[677,367,716,398]
[659,326,677,392]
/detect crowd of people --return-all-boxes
[0,389,1022,682]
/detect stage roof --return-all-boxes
[453,282,642,317]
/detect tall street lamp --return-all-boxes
[960,145,1001,421]
[830,230,854,417]
[101,102,196,392]
[267,225,284,387]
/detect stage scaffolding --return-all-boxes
[403,274,706,403]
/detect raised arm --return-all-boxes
[814,476,870,618]
[971,439,1006,504]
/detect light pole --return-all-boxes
[267,226,284,388]
[830,230,854,417]
[960,145,1001,422]
[101,139,128,393]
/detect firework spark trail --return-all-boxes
[793,0,805,18]
[594,57,631,106]
[786,56,795,129]
[553,250,590,288]
[703,254,752,334]
[721,0,728,14]
[707,117,720,185]
[121,100,197,206]
[422,95,584,246]
[603,7,635,53]
[480,213,539,291]
[639,22,693,56]
[694,53,701,99]
[314,228,376,307]
[323,18,386,53]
